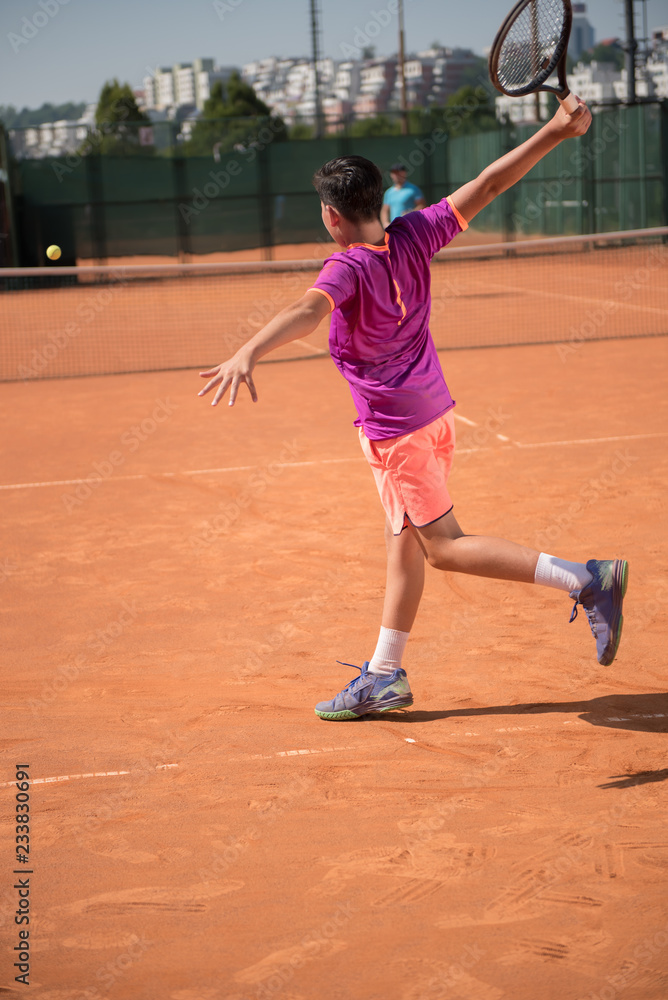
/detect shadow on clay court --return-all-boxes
[361,692,668,735]
[597,769,668,789]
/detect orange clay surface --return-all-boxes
[1,335,668,999]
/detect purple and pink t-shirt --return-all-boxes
[310,197,467,441]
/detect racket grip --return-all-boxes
[559,91,579,114]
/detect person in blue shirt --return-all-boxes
[380,162,426,226]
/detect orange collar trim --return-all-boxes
[346,233,390,252]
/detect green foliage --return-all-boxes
[289,121,316,140]
[0,101,86,128]
[411,86,499,137]
[181,74,286,157]
[349,114,402,138]
[453,56,492,94]
[578,42,625,71]
[79,79,152,156]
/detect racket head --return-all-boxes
[489,0,573,99]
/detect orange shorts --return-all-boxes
[359,409,456,535]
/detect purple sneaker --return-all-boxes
[315,661,413,721]
[569,559,629,666]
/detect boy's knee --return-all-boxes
[426,549,443,570]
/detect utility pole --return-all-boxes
[624,0,637,104]
[310,0,323,137]
[398,0,408,134]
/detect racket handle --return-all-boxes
[559,91,579,114]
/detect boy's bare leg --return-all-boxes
[412,508,627,668]
[381,519,425,632]
[415,509,540,582]
[365,520,425,677]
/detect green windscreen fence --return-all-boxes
[8,101,668,265]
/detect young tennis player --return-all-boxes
[198,98,629,721]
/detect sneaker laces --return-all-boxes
[335,660,366,693]
[569,599,598,637]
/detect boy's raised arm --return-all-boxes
[198,288,331,407]
[448,101,592,226]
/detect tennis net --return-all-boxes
[2,227,667,382]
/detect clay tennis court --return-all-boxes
[1,243,668,998]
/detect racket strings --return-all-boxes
[497,0,566,93]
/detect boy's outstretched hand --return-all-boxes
[197,290,330,409]
[198,348,257,407]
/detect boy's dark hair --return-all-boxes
[312,155,383,223]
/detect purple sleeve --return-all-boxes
[393,197,467,259]
[310,256,358,310]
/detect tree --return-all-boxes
[578,41,625,71]
[454,56,493,94]
[0,101,86,128]
[182,74,287,157]
[440,85,499,137]
[79,79,152,156]
[349,113,401,138]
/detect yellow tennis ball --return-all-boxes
[46,245,61,260]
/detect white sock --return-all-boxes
[534,552,593,594]
[368,627,410,676]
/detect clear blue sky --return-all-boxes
[1,0,666,109]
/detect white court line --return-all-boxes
[0,763,177,789]
[471,277,668,318]
[454,412,515,444]
[292,338,328,356]
[0,456,362,491]
[513,431,668,449]
[1,431,667,493]
[239,744,378,760]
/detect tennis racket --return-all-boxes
[489,0,579,114]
